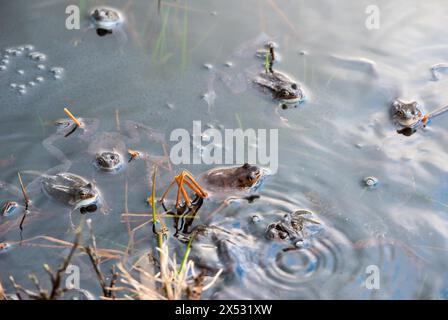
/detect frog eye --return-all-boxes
[281,89,289,96]
[110,155,115,160]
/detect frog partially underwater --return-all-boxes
[42,117,99,172]
[39,172,101,213]
[44,117,167,176]
[253,70,305,107]
[164,164,271,239]
[391,100,423,136]
[201,34,305,114]
[198,163,270,199]
[391,99,448,136]
[88,6,126,40]
[188,224,260,276]
[265,210,321,248]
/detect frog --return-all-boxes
[161,164,270,239]
[265,210,321,246]
[44,116,167,176]
[89,6,126,39]
[198,163,270,200]
[188,224,260,275]
[254,70,305,106]
[94,151,122,172]
[1,201,21,217]
[87,132,127,173]
[39,172,101,213]
[42,117,99,173]
[0,180,28,219]
[391,99,423,129]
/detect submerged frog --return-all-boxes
[265,210,321,245]
[43,117,99,172]
[254,70,305,107]
[189,224,259,275]
[89,7,125,38]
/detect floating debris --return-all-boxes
[0,242,12,254]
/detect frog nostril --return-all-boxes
[291,83,297,89]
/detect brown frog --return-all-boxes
[199,163,269,198]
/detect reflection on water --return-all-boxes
[1,0,448,299]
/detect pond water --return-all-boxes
[1,0,448,300]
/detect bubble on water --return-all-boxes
[35,76,44,83]
[224,61,234,68]
[37,64,45,70]
[11,49,22,57]
[0,65,6,71]
[363,176,378,188]
[18,84,26,90]
[28,51,46,61]
[203,63,213,70]
[24,44,34,51]
[1,59,9,65]
[251,215,262,223]
[17,69,24,75]
[10,83,17,88]
[166,102,174,109]
[50,67,64,79]
[18,89,27,95]
[3,54,9,59]
[28,81,36,87]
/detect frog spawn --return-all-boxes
[0,45,64,95]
